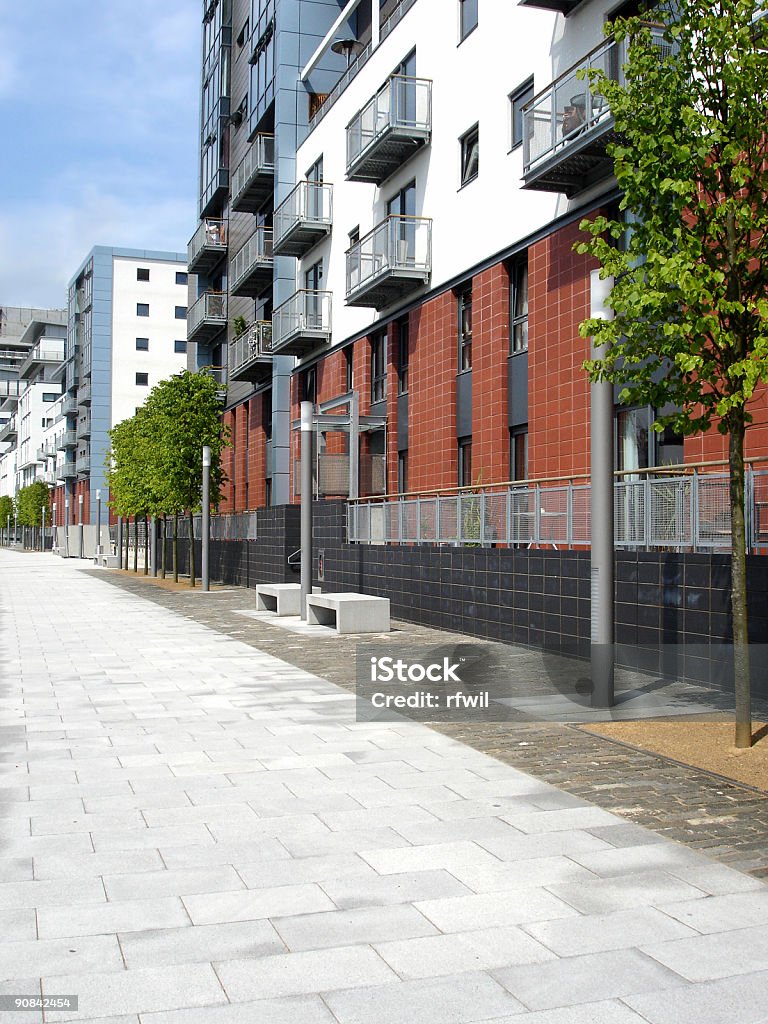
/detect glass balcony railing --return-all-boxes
[228,321,273,384]
[346,215,431,309]
[230,227,274,297]
[272,290,332,357]
[188,217,228,273]
[230,134,275,212]
[76,456,91,476]
[57,430,77,450]
[18,339,65,379]
[77,381,91,406]
[58,463,77,480]
[522,29,670,195]
[273,181,333,258]
[346,75,432,184]
[187,291,227,342]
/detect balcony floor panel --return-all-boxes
[228,358,273,385]
[231,176,274,214]
[523,122,619,197]
[272,222,331,258]
[188,247,227,275]
[347,127,430,184]
[346,268,429,310]
[188,321,227,345]
[230,263,274,298]
[272,331,330,358]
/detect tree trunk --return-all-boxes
[729,415,752,748]
[161,515,167,579]
[124,517,130,570]
[188,511,196,588]
[133,518,138,574]
[173,514,178,583]
[144,515,149,575]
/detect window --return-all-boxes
[176,272,188,285]
[135,337,149,351]
[344,347,354,393]
[398,451,408,494]
[136,268,150,281]
[236,18,249,48]
[42,393,58,403]
[301,366,317,405]
[509,257,529,353]
[397,317,409,394]
[371,332,387,404]
[460,124,479,186]
[459,0,478,40]
[458,288,472,371]
[510,77,534,150]
[136,372,149,386]
[458,437,473,488]
[174,340,188,354]
[510,428,528,481]
[137,303,149,317]
[175,306,187,319]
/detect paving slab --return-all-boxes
[2,551,768,1024]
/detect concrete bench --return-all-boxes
[255,583,318,617]
[94,554,121,568]
[306,593,390,634]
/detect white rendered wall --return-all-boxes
[296,0,560,348]
[0,449,14,499]
[110,256,189,428]
[294,0,623,350]
[17,381,59,488]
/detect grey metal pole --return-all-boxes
[117,516,123,562]
[151,517,158,577]
[95,489,102,556]
[64,499,70,558]
[78,493,84,559]
[52,503,56,553]
[41,506,46,552]
[590,270,615,708]
[14,511,17,547]
[300,401,313,620]
[6,513,9,546]
[201,446,211,593]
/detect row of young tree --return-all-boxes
[0,482,50,532]
[106,371,229,586]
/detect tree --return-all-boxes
[106,409,159,573]
[577,0,768,747]
[16,481,50,527]
[0,494,14,539]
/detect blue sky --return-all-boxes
[0,0,199,308]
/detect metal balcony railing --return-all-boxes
[0,416,17,441]
[18,340,65,379]
[272,290,332,357]
[57,431,77,450]
[60,395,78,417]
[273,181,333,257]
[346,75,432,183]
[0,379,20,400]
[187,291,227,342]
[188,217,228,273]
[76,456,90,475]
[522,28,671,195]
[230,227,274,297]
[348,465,768,553]
[346,215,431,308]
[228,321,273,383]
[58,463,77,480]
[230,134,275,212]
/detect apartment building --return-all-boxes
[50,247,189,527]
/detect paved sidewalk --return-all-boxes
[2,549,768,1024]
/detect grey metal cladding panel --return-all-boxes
[508,352,528,427]
[456,369,472,437]
[397,393,408,450]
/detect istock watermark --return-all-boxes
[356,644,508,722]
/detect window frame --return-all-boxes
[458,436,473,488]
[457,287,472,372]
[136,267,150,282]
[459,124,479,188]
[509,77,534,151]
[509,256,529,355]
[174,340,188,354]
[135,372,149,387]
[510,427,528,482]
[135,337,149,351]
[175,306,187,320]
[370,331,387,405]
[344,346,354,393]
[176,271,188,286]
[136,303,150,318]
[458,0,478,42]
[397,316,409,395]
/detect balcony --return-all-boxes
[76,456,91,476]
[522,31,669,196]
[78,413,92,439]
[228,321,273,384]
[273,182,333,258]
[18,339,65,380]
[199,365,228,404]
[57,431,77,450]
[188,217,228,273]
[230,134,275,213]
[77,381,92,406]
[519,0,583,12]
[60,395,78,417]
[0,379,20,401]
[0,416,17,442]
[346,75,432,184]
[230,228,274,297]
[272,290,332,357]
[346,215,431,309]
[187,291,227,343]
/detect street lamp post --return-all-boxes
[201,446,211,593]
[41,506,46,552]
[5,513,9,546]
[14,510,18,548]
[300,401,313,621]
[52,503,57,552]
[64,498,70,558]
[95,490,102,557]
[78,493,84,559]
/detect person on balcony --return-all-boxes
[562,93,587,137]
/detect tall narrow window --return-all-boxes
[458,436,473,488]
[302,366,317,405]
[371,332,387,404]
[304,261,323,330]
[397,317,409,394]
[510,257,529,353]
[459,0,478,41]
[398,451,408,494]
[510,78,534,150]
[460,125,479,186]
[458,288,472,371]
[344,346,354,392]
[510,427,528,481]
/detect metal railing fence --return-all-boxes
[348,468,768,552]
